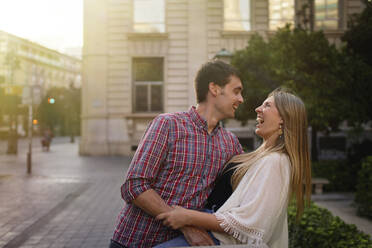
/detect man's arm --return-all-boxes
[132,189,173,216]
[181,226,215,246]
[121,116,170,203]
[133,189,215,246]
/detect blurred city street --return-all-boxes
[0,138,371,248]
[0,137,129,248]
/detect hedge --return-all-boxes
[311,139,372,192]
[311,160,357,192]
[288,202,372,248]
[355,156,372,219]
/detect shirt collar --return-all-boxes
[188,106,221,134]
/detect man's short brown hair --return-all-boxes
[195,60,240,103]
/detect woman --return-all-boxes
[155,88,311,247]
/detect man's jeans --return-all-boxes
[153,209,220,247]
[153,232,220,247]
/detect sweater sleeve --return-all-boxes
[214,153,291,246]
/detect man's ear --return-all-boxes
[209,82,220,97]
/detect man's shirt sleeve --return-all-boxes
[121,115,170,203]
[232,133,244,155]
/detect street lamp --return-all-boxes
[214,48,233,64]
[22,85,41,174]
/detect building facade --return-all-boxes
[0,30,82,136]
[81,0,365,156]
[0,30,82,93]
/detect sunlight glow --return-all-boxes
[0,0,83,52]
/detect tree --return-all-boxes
[231,27,353,161]
[3,49,21,154]
[231,35,281,124]
[341,0,372,124]
[36,86,81,139]
[342,0,372,67]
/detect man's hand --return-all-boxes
[181,226,215,246]
[156,206,190,229]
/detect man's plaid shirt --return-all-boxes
[112,107,243,247]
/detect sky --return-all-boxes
[0,0,83,54]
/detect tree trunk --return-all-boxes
[7,115,18,154]
[311,126,318,161]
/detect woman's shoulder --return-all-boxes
[256,152,291,171]
[262,152,289,162]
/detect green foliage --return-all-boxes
[288,202,372,248]
[231,34,280,123]
[231,26,372,161]
[342,1,372,67]
[312,160,357,192]
[0,75,5,84]
[348,140,372,167]
[355,156,372,219]
[337,53,372,124]
[36,86,80,136]
[231,27,347,131]
[312,140,372,192]
[341,2,372,122]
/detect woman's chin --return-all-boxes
[255,129,263,138]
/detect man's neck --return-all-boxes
[195,103,222,134]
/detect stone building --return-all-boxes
[0,30,81,93]
[81,0,365,156]
[0,30,82,136]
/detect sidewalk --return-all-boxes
[312,193,372,237]
[0,139,371,248]
[0,138,130,248]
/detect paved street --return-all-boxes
[0,137,130,248]
[0,138,371,248]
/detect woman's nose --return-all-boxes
[255,106,261,113]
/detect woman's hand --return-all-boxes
[156,206,191,229]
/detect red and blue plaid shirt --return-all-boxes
[112,107,243,247]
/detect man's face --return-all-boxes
[215,75,244,119]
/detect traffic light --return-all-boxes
[32,119,38,125]
[48,97,55,104]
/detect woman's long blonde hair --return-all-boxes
[229,88,311,219]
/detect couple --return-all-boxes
[110,61,311,248]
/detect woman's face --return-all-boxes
[255,96,283,141]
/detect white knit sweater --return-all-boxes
[212,152,291,248]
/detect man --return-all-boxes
[110,60,244,248]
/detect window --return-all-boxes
[224,0,251,31]
[133,58,163,112]
[269,0,295,30]
[315,0,339,29]
[133,0,165,33]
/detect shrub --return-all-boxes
[312,160,356,191]
[311,140,372,192]
[288,202,372,248]
[347,140,372,166]
[355,156,372,219]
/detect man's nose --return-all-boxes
[238,94,244,104]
